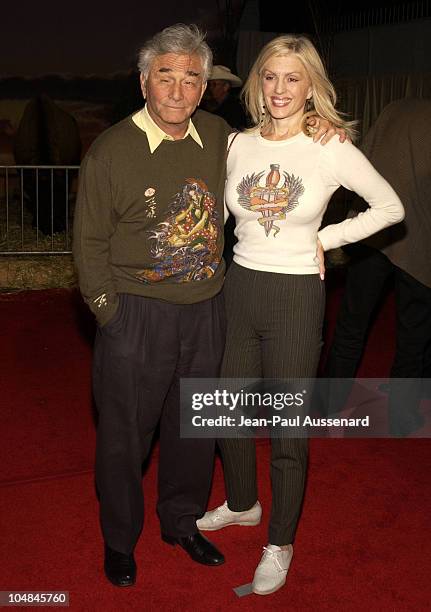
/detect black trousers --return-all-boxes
[218,263,325,545]
[93,292,226,554]
[324,247,431,431]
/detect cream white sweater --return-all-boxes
[225,131,404,274]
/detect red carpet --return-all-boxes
[0,289,95,482]
[0,276,430,610]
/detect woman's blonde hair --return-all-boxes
[242,34,357,139]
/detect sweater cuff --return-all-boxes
[89,292,119,327]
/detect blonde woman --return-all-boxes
[197,35,404,595]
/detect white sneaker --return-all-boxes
[196,500,262,531]
[252,544,293,595]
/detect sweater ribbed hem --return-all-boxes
[233,256,320,275]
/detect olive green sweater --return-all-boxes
[73,110,231,325]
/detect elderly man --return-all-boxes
[73,23,343,587]
[74,24,230,587]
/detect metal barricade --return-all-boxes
[0,165,80,255]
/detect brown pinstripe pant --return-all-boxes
[218,262,325,545]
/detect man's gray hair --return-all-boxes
[137,23,213,82]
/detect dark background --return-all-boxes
[1,0,421,77]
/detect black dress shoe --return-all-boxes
[162,532,225,566]
[104,545,136,587]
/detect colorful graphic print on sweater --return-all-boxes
[136,178,220,283]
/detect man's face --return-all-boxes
[140,53,206,137]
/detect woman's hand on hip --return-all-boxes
[315,238,325,280]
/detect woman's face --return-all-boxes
[261,54,312,125]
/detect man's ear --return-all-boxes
[140,73,147,99]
